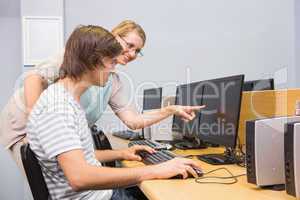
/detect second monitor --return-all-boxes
[197,74,245,165]
[143,87,163,111]
[142,87,163,139]
[172,81,207,149]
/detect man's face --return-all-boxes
[91,57,118,86]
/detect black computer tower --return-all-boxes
[284,122,300,198]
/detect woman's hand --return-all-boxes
[166,105,205,122]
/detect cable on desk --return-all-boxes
[195,167,246,185]
[234,137,246,168]
[232,148,246,168]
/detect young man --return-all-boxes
[27,25,202,200]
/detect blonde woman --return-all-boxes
[0,20,203,168]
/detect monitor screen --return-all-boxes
[243,78,274,91]
[172,81,204,137]
[143,87,162,110]
[198,75,244,148]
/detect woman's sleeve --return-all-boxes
[23,50,64,83]
[109,73,137,114]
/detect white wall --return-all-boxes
[0,1,64,198]
[0,1,30,199]
[0,0,22,109]
[0,146,25,200]
[296,0,300,86]
[21,0,63,16]
[65,0,296,132]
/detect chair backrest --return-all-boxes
[91,125,116,167]
[20,144,49,200]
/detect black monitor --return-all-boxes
[143,87,162,111]
[172,82,207,149]
[243,78,274,91]
[197,74,244,165]
[141,87,162,139]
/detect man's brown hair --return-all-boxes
[60,25,122,80]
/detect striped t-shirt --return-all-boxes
[27,83,113,200]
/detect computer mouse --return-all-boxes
[172,167,203,179]
[193,167,204,177]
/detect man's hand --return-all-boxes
[151,157,202,179]
[119,145,156,161]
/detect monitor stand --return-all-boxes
[173,136,207,150]
[197,148,238,165]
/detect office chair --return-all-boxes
[91,125,116,167]
[21,144,49,200]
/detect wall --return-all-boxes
[0,0,22,109]
[0,1,64,198]
[65,0,296,132]
[21,0,63,17]
[296,0,300,86]
[0,146,25,200]
[0,1,28,199]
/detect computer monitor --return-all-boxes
[171,82,206,149]
[172,83,189,134]
[243,78,274,91]
[143,87,162,110]
[142,87,162,139]
[197,74,244,164]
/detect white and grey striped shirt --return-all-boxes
[27,83,113,200]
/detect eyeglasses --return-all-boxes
[119,36,144,57]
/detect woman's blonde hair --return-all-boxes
[112,20,146,46]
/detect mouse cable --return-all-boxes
[195,167,246,185]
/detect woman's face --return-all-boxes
[115,31,144,65]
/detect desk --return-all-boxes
[106,133,296,200]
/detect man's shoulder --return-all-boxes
[34,84,80,116]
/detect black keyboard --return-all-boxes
[128,139,168,150]
[138,150,204,178]
[112,130,140,140]
[139,150,177,164]
[197,154,236,165]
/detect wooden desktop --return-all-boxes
[106,133,295,200]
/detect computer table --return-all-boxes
[106,133,295,200]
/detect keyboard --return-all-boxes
[138,150,204,178]
[128,139,169,150]
[112,130,141,140]
[139,150,177,164]
[197,154,236,165]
